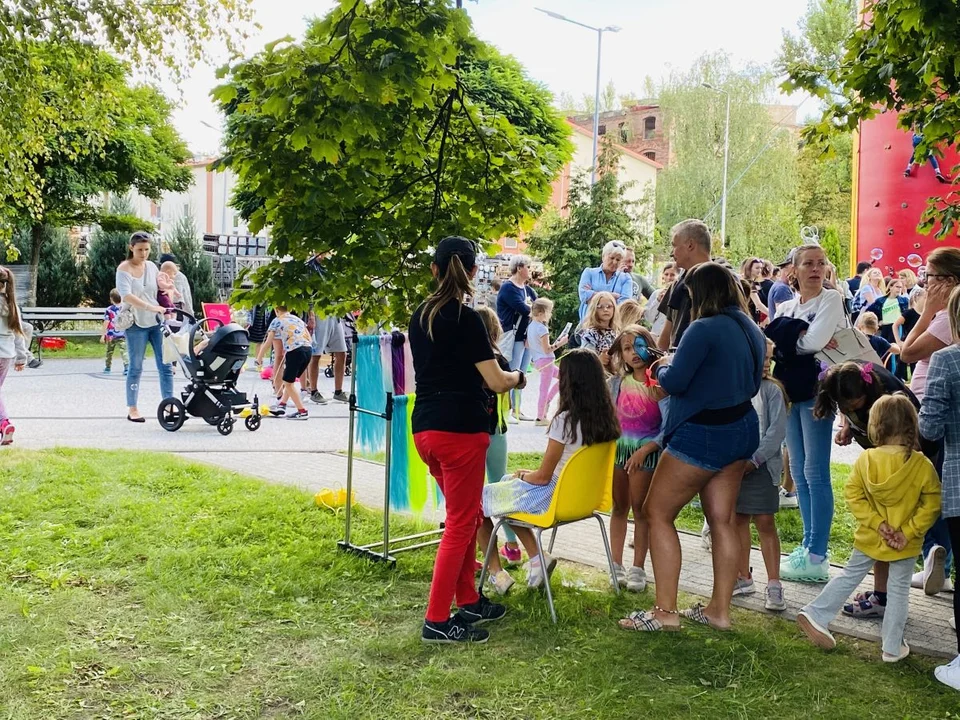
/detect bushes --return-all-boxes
[84,227,131,306]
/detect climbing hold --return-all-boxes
[901,202,908,209]
[888,228,895,235]
[875,201,881,207]
[885,144,892,150]
[899,256,906,263]
[914,242,922,249]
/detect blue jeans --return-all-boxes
[485,432,516,543]
[509,342,530,412]
[126,323,174,408]
[786,399,835,557]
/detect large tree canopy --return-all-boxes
[0,0,254,245]
[1,43,191,297]
[214,0,572,323]
[784,0,960,237]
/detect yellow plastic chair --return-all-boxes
[478,441,620,623]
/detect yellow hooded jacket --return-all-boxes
[845,446,941,562]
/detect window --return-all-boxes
[644,116,656,140]
[597,124,606,136]
[643,151,656,162]
[503,237,518,249]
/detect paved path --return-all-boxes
[8,359,953,657]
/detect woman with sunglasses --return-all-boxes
[115,232,174,423]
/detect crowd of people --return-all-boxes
[408,227,960,692]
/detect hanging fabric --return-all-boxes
[389,394,411,511]
[355,335,386,453]
[391,331,406,397]
[379,333,394,395]
[403,333,416,395]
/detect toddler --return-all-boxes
[733,339,789,610]
[101,288,129,374]
[858,311,899,364]
[798,394,940,662]
[255,306,311,420]
[526,298,568,426]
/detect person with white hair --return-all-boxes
[577,240,634,322]
[497,254,538,422]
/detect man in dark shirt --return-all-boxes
[767,248,798,320]
[656,219,713,350]
[847,261,872,296]
[622,247,656,300]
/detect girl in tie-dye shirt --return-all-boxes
[606,325,667,593]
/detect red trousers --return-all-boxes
[414,430,490,622]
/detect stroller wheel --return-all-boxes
[324,365,334,378]
[204,413,226,426]
[157,397,186,432]
[245,414,262,432]
[217,417,235,436]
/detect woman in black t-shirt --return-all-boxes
[410,236,525,644]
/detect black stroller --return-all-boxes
[156,310,262,436]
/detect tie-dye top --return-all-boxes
[614,375,662,466]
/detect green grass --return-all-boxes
[38,337,146,360]
[0,450,957,719]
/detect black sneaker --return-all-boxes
[421,616,489,644]
[456,594,506,625]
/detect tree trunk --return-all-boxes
[29,223,43,305]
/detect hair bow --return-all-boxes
[817,360,830,382]
[860,363,874,385]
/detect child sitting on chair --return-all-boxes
[482,349,621,588]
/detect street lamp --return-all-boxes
[201,120,230,235]
[702,83,731,248]
[536,8,620,185]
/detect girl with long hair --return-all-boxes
[0,266,27,445]
[483,349,621,588]
[606,325,665,593]
[621,262,766,632]
[410,236,524,644]
[579,291,617,369]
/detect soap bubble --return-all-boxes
[907,253,923,268]
[870,247,884,261]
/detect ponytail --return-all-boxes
[420,254,474,340]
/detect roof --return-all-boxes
[564,120,663,170]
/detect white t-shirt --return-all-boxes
[774,288,847,354]
[548,411,584,479]
[527,320,553,362]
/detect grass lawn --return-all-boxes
[1,450,957,720]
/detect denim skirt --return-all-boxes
[665,409,759,473]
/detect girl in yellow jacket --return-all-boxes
[797,393,940,662]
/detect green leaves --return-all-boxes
[216,0,571,325]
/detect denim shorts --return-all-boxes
[665,409,759,473]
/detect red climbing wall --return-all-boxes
[853,110,960,277]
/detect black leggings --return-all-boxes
[948,517,960,653]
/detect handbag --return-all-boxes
[816,326,882,367]
[497,323,518,363]
[114,303,135,332]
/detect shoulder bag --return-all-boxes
[815,294,882,367]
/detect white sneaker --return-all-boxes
[923,545,947,595]
[487,569,515,596]
[945,577,955,592]
[507,414,519,425]
[935,655,960,691]
[526,554,558,588]
[625,566,647,593]
[911,570,924,589]
[732,576,756,596]
[882,641,911,663]
[765,583,787,611]
[700,521,712,552]
[779,489,799,509]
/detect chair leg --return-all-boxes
[477,519,503,593]
[594,512,620,594]
[534,528,557,624]
[548,526,558,554]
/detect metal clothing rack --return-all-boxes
[337,331,444,565]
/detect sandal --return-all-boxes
[842,592,885,619]
[681,603,730,631]
[618,609,681,632]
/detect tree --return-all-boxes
[167,210,217,308]
[778,0,857,82]
[783,0,960,237]
[83,197,147,306]
[11,226,85,307]
[214,0,572,325]
[2,43,192,300]
[0,0,254,246]
[653,52,800,263]
[526,143,645,333]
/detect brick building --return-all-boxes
[567,103,670,166]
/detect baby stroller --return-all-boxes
[156,309,262,436]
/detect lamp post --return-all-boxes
[201,120,230,235]
[702,83,730,248]
[536,8,620,185]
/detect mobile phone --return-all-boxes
[560,322,572,338]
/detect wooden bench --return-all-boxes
[21,306,107,366]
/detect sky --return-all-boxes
[171,0,812,155]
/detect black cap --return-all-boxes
[159,253,178,266]
[777,248,797,268]
[434,236,477,276]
